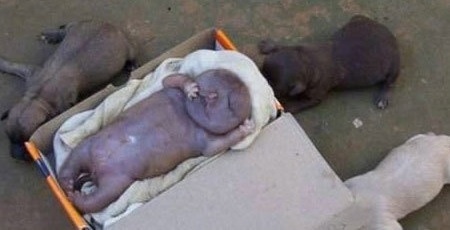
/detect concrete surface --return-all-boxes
[0,0,449,229]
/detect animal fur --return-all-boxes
[259,15,400,113]
[343,133,450,230]
[0,20,135,160]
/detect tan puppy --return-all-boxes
[343,133,450,230]
[0,20,135,160]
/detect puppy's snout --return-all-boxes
[10,142,31,161]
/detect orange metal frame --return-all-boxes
[25,142,90,230]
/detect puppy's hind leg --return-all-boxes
[374,83,391,110]
[57,144,91,193]
[374,60,400,109]
[0,56,38,80]
[39,24,67,44]
[69,174,133,213]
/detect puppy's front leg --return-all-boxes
[202,119,255,156]
[162,73,198,99]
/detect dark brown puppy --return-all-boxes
[58,69,253,213]
[0,20,135,160]
[259,15,400,113]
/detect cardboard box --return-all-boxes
[28,28,354,230]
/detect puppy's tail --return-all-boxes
[258,39,279,54]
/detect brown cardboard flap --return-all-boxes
[108,113,353,230]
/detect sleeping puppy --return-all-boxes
[343,133,450,230]
[0,20,135,160]
[58,69,254,213]
[259,15,400,113]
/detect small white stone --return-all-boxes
[352,118,363,129]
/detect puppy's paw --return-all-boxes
[39,33,61,44]
[184,82,199,99]
[375,97,389,109]
[239,119,256,136]
[374,88,391,109]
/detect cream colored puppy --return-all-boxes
[344,133,450,230]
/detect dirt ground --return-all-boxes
[1,0,450,229]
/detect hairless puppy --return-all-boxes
[58,69,254,213]
[259,15,400,113]
[0,20,135,160]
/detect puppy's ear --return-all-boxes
[289,83,306,96]
[258,39,279,54]
[1,110,9,120]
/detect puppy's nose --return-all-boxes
[10,143,31,161]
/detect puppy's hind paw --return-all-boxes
[375,98,389,109]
